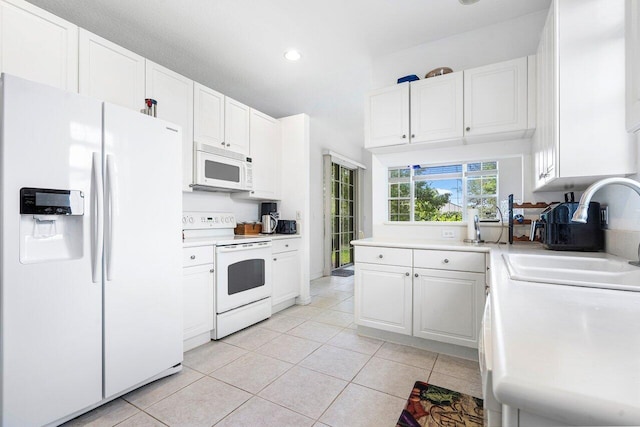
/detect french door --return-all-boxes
[331,162,356,269]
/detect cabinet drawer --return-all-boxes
[355,246,412,267]
[272,238,300,254]
[414,250,485,273]
[183,246,214,267]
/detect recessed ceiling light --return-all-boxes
[459,0,480,4]
[284,50,301,61]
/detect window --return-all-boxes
[388,161,498,222]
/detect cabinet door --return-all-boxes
[413,268,484,348]
[193,82,225,148]
[183,264,214,340]
[0,0,78,91]
[464,57,528,136]
[272,249,300,306]
[225,97,250,155]
[627,0,640,132]
[364,83,410,148]
[146,60,194,192]
[410,72,463,143]
[79,29,145,111]
[247,109,281,199]
[355,263,412,335]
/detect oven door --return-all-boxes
[215,241,272,313]
[195,150,245,190]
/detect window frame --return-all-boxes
[387,160,499,223]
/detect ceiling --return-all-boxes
[27,0,551,148]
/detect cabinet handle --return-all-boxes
[411,134,415,138]
[273,258,277,261]
[226,143,230,147]
[405,272,410,276]
[378,254,383,258]
[285,244,289,247]
[443,258,449,264]
[402,134,407,139]
[466,127,471,132]
[210,268,214,273]
[190,255,196,260]
[414,273,419,278]
[220,142,225,146]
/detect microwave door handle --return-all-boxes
[91,152,104,283]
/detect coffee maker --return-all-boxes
[260,202,279,234]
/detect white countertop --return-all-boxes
[183,233,300,247]
[490,243,640,425]
[352,237,640,425]
[351,237,491,253]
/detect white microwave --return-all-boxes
[194,145,252,192]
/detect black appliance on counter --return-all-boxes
[276,220,297,234]
[538,192,604,251]
[260,202,278,218]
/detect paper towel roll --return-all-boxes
[467,208,479,241]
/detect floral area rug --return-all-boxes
[396,381,484,427]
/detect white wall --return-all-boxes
[371,10,547,89]
[308,116,368,279]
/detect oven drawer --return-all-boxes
[183,246,214,267]
[413,249,485,273]
[272,238,300,253]
[355,246,412,267]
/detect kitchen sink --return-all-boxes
[502,253,640,292]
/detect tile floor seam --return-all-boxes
[136,410,170,426]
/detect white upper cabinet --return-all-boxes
[626,0,640,132]
[193,82,225,148]
[145,60,194,192]
[364,83,410,149]
[534,0,635,191]
[193,84,250,156]
[224,97,250,156]
[410,72,463,143]
[233,108,281,200]
[79,29,145,111]
[463,57,528,137]
[0,0,78,91]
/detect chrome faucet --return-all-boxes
[571,177,640,267]
[474,214,482,241]
[571,177,640,223]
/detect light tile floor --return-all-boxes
[63,273,482,427]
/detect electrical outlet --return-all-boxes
[441,229,455,238]
[296,210,302,220]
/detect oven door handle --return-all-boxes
[216,242,272,253]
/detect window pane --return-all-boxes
[482,161,497,171]
[399,183,410,197]
[398,168,410,178]
[389,200,398,215]
[389,183,398,197]
[414,179,463,222]
[389,169,399,179]
[482,176,497,195]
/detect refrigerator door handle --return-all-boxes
[106,154,118,281]
[92,152,104,283]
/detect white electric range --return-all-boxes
[182,211,272,339]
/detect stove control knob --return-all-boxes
[188,217,194,223]
[182,217,186,224]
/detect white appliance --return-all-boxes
[182,211,272,339]
[0,74,183,427]
[193,144,253,192]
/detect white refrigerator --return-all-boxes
[0,74,183,426]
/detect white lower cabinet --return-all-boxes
[413,268,484,347]
[182,246,214,351]
[355,245,486,348]
[272,238,301,309]
[355,263,413,335]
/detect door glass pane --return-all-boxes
[330,162,356,269]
